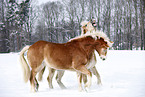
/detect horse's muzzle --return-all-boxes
[102,58,106,61]
[100,55,107,61]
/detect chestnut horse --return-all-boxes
[38,20,99,89]
[19,32,113,92]
[38,20,108,91]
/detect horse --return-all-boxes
[38,20,113,91]
[77,20,102,91]
[38,20,102,90]
[19,31,113,92]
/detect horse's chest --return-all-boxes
[85,53,97,69]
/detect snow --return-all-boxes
[0,50,145,97]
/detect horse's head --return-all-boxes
[81,20,96,34]
[95,37,113,61]
[69,31,113,61]
[89,32,113,61]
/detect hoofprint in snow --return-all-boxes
[0,50,145,97]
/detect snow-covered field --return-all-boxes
[0,50,145,97]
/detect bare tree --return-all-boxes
[0,0,8,52]
[1,0,145,52]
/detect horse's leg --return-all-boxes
[77,72,83,91]
[35,77,39,90]
[90,66,102,85]
[82,74,87,84]
[30,70,38,92]
[81,52,96,86]
[47,67,56,89]
[38,66,46,81]
[74,65,92,89]
[56,70,66,89]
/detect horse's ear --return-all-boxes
[110,41,114,45]
[108,41,114,47]
[110,41,113,43]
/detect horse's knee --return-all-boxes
[30,71,35,84]
[47,68,55,81]
[55,73,59,81]
[82,74,87,84]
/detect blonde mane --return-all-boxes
[70,30,113,47]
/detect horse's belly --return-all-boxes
[44,58,72,70]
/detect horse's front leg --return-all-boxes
[73,64,92,91]
[77,72,83,91]
[90,66,102,85]
[84,72,92,89]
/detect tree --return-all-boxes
[1,0,145,52]
[139,0,145,50]
[0,0,8,53]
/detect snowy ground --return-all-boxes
[0,50,145,97]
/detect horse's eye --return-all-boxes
[85,24,87,27]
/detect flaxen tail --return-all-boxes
[19,45,30,83]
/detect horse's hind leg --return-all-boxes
[30,70,38,92]
[35,77,39,90]
[56,70,66,89]
[47,67,56,89]
[90,66,102,85]
[38,66,46,81]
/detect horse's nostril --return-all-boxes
[103,58,105,61]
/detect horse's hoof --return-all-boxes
[49,86,54,89]
[85,83,91,88]
[60,85,67,89]
[36,84,39,91]
[97,81,102,85]
[84,87,90,92]
[31,88,37,93]
[78,87,83,92]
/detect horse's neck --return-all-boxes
[79,38,95,58]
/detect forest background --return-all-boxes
[0,0,145,53]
